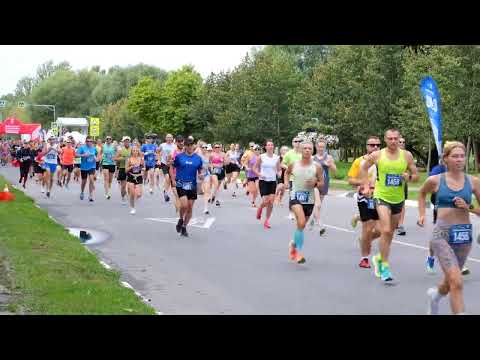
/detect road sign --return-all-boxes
[17,101,26,108]
[0,100,6,108]
[89,117,101,137]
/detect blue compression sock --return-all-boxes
[294,229,304,252]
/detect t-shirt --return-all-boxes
[348,156,377,186]
[173,152,203,188]
[77,145,98,171]
[61,147,75,165]
[282,149,302,180]
[102,144,117,166]
[260,153,280,182]
[44,145,59,164]
[160,143,175,164]
[429,164,446,177]
[141,143,157,167]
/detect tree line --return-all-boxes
[2,45,480,168]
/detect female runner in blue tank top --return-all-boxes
[418,141,480,315]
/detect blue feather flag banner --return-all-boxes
[420,76,443,157]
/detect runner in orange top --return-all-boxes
[60,139,76,188]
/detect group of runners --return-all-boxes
[2,127,479,315]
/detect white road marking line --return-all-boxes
[203,217,216,229]
[100,261,112,270]
[323,224,480,264]
[145,217,215,229]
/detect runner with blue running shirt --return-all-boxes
[41,136,60,198]
[76,137,98,202]
[98,135,117,200]
[141,134,158,195]
[172,137,205,237]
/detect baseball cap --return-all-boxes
[185,137,194,145]
[122,136,131,142]
[176,135,184,142]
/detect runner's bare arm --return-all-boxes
[327,155,337,175]
[417,175,439,226]
[253,156,262,178]
[403,151,419,183]
[359,151,379,194]
[316,163,325,189]
[284,164,293,189]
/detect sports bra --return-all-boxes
[211,153,223,166]
[436,173,472,209]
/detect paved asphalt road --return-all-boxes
[2,166,480,315]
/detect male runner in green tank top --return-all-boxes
[360,129,419,282]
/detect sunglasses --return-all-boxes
[293,140,301,143]
[214,146,221,149]
[367,143,381,147]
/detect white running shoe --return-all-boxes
[41,186,45,194]
[130,208,136,215]
[121,197,127,205]
[149,188,153,194]
[427,288,440,315]
[288,213,295,221]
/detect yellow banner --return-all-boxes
[89,117,100,137]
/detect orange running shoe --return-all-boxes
[289,243,297,261]
[296,253,306,264]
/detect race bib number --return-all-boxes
[46,153,56,160]
[22,156,30,161]
[106,153,113,161]
[294,191,310,203]
[181,181,193,191]
[367,198,375,210]
[87,155,95,163]
[385,174,402,187]
[448,224,472,245]
[212,167,222,175]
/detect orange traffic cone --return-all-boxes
[0,184,15,201]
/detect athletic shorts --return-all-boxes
[259,180,277,197]
[431,219,472,271]
[33,163,44,174]
[117,168,127,181]
[45,163,58,173]
[81,169,95,179]
[225,163,240,174]
[357,197,379,222]
[375,198,404,215]
[176,186,197,200]
[74,164,81,168]
[211,167,225,181]
[289,199,314,217]
[318,180,330,196]
[145,165,155,172]
[62,164,74,173]
[155,164,161,169]
[247,177,258,183]
[127,174,143,185]
[102,164,116,173]
[404,183,409,200]
[96,161,100,171]
[160,163,170,175]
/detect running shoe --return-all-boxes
[41,187,45,194]
[256,207,263,220]
[149,188,153,194]
[80,192,84,200]
[462,266,470,275]
[289,241,297,261]
[203,209,209,215]
[263,220,271,229]
[296,253,306,264]
[65,184,69,189]
[121,196,127,205]
[18,178,22,183]
[246,191,249,196]
[89,197,94,202]
[22,183,26,189]
[351,215,359,229]
[427,287,440,315]
[130,208,136,215]
[164,192,170,202]
[181,226,188,237]
[426,256,435,274]
[176,218,184,233]
[223,182,227,190]
[288,213,295,220]
[380,264,393,282]
[106,194,111,200]
[372,254,382,278]
[319,227,326,236]
[359,258,371,268]
[215,200,220,207]
[232,192,236,198]
[396,225,406,236]
[251,202,256,208]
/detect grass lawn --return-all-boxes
[0,176,156,315]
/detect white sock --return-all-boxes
[431,288,444,302]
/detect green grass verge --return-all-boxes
[0,176,156,315]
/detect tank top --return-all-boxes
[247,154,258,179]
[436,173,472,209]
[129,160,142,175]
[160,143,175,164]
[211,153,223,167]
[260,153,279,182]
[44,145,58,164]
[228,151,240,165]
[374,149,408,204]
[102,144,116,165]
[200,154,210,175]
[118,147,131,169]
[290,161,317,205]
[313,153,330,186]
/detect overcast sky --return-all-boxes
[0,45,260,96]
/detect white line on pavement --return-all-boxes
[323,224,355,233]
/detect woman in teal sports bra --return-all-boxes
[418,141,480,315]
